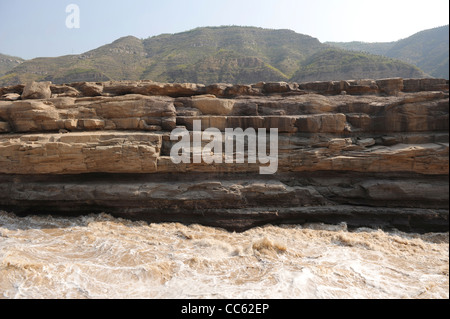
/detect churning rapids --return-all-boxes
[0,211,448,299]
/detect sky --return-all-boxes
[0,0,448,59]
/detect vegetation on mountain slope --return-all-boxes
[328,25,449,79]
[291,48,426,82]
[0,53,25,78]
[0,26,430,86]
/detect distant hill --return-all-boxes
[0,26,428,86]
[328,25,449,79]
[0,53,25,78]
[291,48,425,82]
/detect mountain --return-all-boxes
[328,25,449,79]
[291,48,425,82]
[0,53,25,78]
[0,36,145,85]
[139,26,324,83]
[0,26,428,86]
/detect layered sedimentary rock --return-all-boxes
[0,78,448,232]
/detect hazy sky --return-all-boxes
[0,0,448,59]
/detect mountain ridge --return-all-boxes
[327,25,449,79]
[0,26,434,86]
[0,53,25,78]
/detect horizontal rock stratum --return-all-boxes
[0,78,448,232]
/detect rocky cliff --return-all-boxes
[0,78,448,232]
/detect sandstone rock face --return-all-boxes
[0,95,176,132]
[191,95,236,115]
[1,93,20,101]
[0,132,161,174]
[376,78,404,96]
[21,81,52,100]
[71,82,103,97]
[0,78,448,232]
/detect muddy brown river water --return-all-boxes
[0,211,448,299]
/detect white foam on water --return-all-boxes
[0,211,448,299]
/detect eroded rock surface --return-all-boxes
[0,78,448,232]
